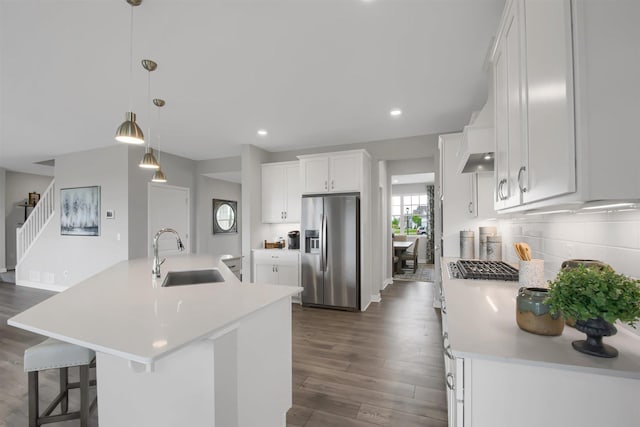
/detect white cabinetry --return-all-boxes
[221,255,242,280]
[439,133,496,258]
[253,250,301,302]
[492,0,640,212]
[298,150,367,194]
[261,161,301,223]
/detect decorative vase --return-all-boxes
[572,318,618,358]
[516,287,564,336]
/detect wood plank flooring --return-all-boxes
[287,279,446,426]
[0,278,445,427]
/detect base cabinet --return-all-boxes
[253,250,300,303]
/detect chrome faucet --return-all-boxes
[152,228,185,278]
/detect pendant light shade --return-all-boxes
[139,146,160,169]
[151,168,167,183]
[115,112,144,144]
[115,0,144,144]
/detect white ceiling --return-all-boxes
[0,0,504,175]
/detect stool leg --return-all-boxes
[79,365,90,427]
[59,367,69,413]
[28,371,38,427]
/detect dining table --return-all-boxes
[392,240,415,274]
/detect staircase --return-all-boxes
[16,180,55,265]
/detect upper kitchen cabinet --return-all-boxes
[298,150,370,194]
[492,0,640,212]
[261,161,301,223]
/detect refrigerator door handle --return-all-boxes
[321,213,327,272]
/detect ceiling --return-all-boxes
[0,0,504,175]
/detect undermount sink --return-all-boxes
[162,269,225,287]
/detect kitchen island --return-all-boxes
[440,257,640,427]
[8,255,302,427]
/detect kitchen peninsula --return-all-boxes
[8,255,302,427]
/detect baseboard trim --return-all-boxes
[16,280,64,293]
[370,293,381,303]
[382,278,393,290]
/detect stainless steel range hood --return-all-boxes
[457,94,494,174]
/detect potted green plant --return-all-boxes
[545,265,640,358]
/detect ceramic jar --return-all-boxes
[516,287,564,336]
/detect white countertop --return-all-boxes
[442,257,640,379]
[8,255,302,365]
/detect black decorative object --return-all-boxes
[572,318,619,358]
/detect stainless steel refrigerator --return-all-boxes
[301,194,360,311]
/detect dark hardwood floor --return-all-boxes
[287,279,446,427]
[1,278,445,427]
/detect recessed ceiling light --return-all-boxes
[257,129,268,136]
[390,109,402,117]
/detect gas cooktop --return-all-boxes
[448,260,519,281]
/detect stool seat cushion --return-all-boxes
[24,338,95,372]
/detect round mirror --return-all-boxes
[216,203,235,231]
[213,199,238,234]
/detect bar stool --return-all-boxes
[24,338,97,427]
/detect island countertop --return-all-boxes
[8,255,302,365]
[442,257,640,379]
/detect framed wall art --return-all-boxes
[60,186,101,236]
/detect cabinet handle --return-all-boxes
[324,180,328,190]
[284,211,287,219]
[331,180,334,190]
[446,372,455,391]
[276,265,279,273]
[498,178,508,200]
[468,202,473,214]
[518,166,528,193]
[443,333,454,360]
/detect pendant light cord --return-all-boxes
[146,69,151,149]
[128,5,134,111]
[156,105,161,162]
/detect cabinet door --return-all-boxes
[254,262,278,284]
[523,0,575,203]
[276,263,299,287]
[301,157,329,194]
[261,165,286,223]
[284,164,301,222]
[329,154,361,192]
[494,0,525,210]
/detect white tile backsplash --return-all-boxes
[497,209,640,337]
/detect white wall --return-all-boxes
[391,183,431,195]
[128,146,197,259]
[17,145,129,290]
[4,170,53,269]
[196,175,242,256]
[241,144,271,282]
[0,168,5,272]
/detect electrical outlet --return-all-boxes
[63,270,69,278]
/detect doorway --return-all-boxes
[148,183,190,257]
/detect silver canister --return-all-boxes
[479,226,497,260]
[460,230,475,259]
[486,235,502,261]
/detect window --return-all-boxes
[391,193,428,234]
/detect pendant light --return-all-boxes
[139,59,160,169]
[151,98,167,183]
[115,0,144,144]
